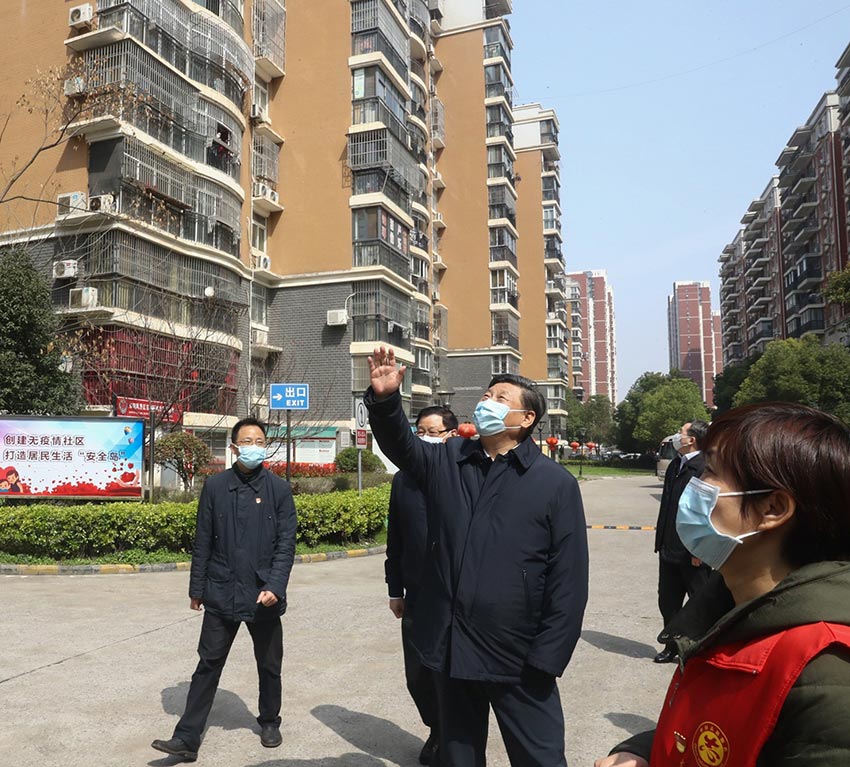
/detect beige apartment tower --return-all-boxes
[0,0,567,459]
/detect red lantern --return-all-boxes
[586,442,597,452]
[457,422,477,438]
[545,436,559,449]
[569,441,580,450]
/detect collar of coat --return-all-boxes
[227,465,267,492]
[455,434,540,471]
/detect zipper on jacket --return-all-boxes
[522,568,532,619]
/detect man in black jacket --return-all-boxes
[386,405,458,766]
[152,417,297,762]
[367,347,588,767]
[653,420,710,664]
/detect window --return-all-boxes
[254,79,269,113]
[492,354,518,375]
[416,348,431,371]
[251,214,267,252]
[353,207,409,255]
[251,285,268,325]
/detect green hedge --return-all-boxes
[0,484,390,559]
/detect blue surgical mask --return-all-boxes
[676,477,773,569]
[235,444,267,470]
[472,400,526,437]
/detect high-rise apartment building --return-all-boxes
[667,281,722,407]
[719,90,849,365]
[0,0,570,462]
[513,103,572,436]
[565,270,617,404]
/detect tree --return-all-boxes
[614,371,669,451]
[581,395,616,444]
[824,264,850,305]
[0,247,80,414]
[733,336,850,423]
[712,354,760,415]
[154,431,213,492]
[633,378,709,448]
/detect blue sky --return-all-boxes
[509,1,850,402]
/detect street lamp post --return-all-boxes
[578,428,587,477]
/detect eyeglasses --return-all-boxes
[415,429,449,437]
[234,438,267,447]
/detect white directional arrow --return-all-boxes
[273,393,283,401]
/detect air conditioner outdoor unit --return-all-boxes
[326,309,349,326]
[53,260,79,279]
[253,254,272,271]
[69,3,94,29]
[69,287,98,309]
[89,194,115,213]
[64,77,87,98]
[251,327,269,345]
[250,104,270,123]
[56,191,87,217]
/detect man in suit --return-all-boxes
[653,420,711,664]
[385,405,458,765]
[152,417,297,762]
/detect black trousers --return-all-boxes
[173,611,283,750]
[434,670,566,767]
[658,558,711,645]
[402,608,439,730]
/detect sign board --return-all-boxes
[355,428,368,450]
[354,398,368,428]
[114,396,182,424]
[0,416,145,499]
[270,383,309,410]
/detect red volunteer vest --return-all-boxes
[650,622,850,767]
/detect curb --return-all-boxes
[0,545,388,576]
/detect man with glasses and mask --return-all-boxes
[385,405,458,766]
[366,347,588,767]
[652,420,711,664]
[152,417,297,762]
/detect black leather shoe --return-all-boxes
[419,731,438,765]
[653,648,678,664]
[260,724,282,748]
[151,737,198,762]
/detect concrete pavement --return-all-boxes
[0,475,672,767]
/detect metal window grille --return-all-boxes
[253,134,280,184]
[253,0,286,72]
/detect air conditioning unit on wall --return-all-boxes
[69,287,98,309]
[254,253,272,271]
[250,104,270,124]
[89,194,115,213]
[326,309,349,326]
[53,260,79,279]
[56,191,87,217]
[69,3,94,29]
[64,77,87,98]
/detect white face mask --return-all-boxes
[419,435,444,444]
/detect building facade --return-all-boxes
[0,0,573,462]
[667,281,721,407]
[565,270,617,405]
[719,89,850,366]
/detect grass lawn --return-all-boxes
[562,464,657,480]
[0,526,389,566]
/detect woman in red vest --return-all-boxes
[595,402,850,767]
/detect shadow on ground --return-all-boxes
[312,704,424,766]
[161,681,259,733]
[581,630,657,659]
[605,712,656,736]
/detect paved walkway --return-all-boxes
[0,475,672,766]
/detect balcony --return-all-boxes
[412,320,431,341]
[492,332,520,350]
[352,97,409,144]
[431,98,446,149]
[488,204,516,226]
[410,228,429,252]
[489,245,517,268]
[352,29,409,86]
[785,256,823,293]
[484,0,513,18]
[353,240,411,280]
[747,319,774,345]
[545,279,566,296]
[485,82,513,106]
[490,289,519,309]
[347,128,420,193]
[253,0,286,79]
[486,120,514,143]
[483,41,511,64]
[540,130,560,161]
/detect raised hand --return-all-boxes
[368,346,407,399]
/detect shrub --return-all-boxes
[335,447,385,473]
[266,462,336,478]
[0,484,392,559]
